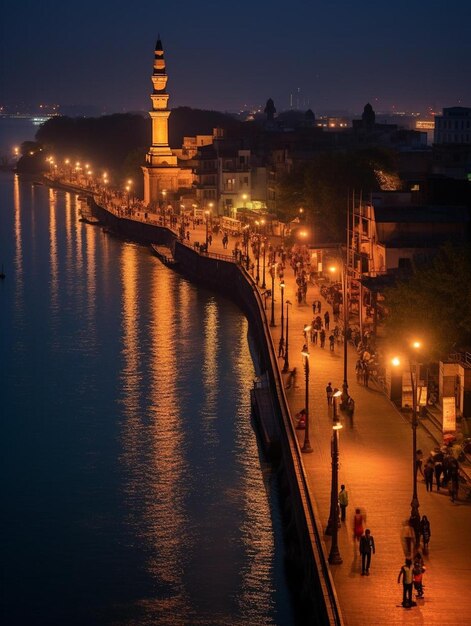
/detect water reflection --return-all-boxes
[0,172,294,626]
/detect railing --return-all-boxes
[240,265,343,625]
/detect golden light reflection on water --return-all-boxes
[84,221,97,328]
[48,188,58,312]
[147,264,186,587]
[64,192,72,272]
[13,175,22,300]
[232,316,275,616]
[202,299,220,447]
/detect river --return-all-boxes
[0,166,296,625]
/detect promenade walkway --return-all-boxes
[267,260,471,625]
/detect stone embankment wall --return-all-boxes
[91,197,342,625]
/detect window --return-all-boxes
[225,178,236,191]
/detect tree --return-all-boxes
[276,147,397,241]
[384,244,471,357]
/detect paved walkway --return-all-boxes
[266,259,471,625]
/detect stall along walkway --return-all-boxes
[267,261,471,625]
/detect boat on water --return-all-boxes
[79,214,100,225]
[150,243,179,268]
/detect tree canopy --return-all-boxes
[275,147,398,241]
[384,244,471,358]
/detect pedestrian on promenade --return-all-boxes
[295,408,306,429]
[401,520,416,557]
[420,515,431,552]
[329,333,335,351]
[413,558,425,599]
[360,361,368,387]
[434,459,443,491]
[355,359,363,383]
[410,512,421,548]
[278,337,285,358]
[424,461,434,491]
[398,558,414,608]
[359,529,375,575]
[338,485,348,521]
[320,328,326,348]
[324,311,330,330]
[353,508,365,541]
[416,449,424,478]
[285,367,297,390]
[326,382,333,405]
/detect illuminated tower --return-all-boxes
[142,37,180,206]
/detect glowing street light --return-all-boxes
[301,339,313,454]
[392,339,423,523]
[326,389,343,565]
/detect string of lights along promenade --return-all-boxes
[0,170,296,625]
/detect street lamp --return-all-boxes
[282,300,292,373]
[330,258,350,409]
[280,280,285,345]
[261,241,267,289]
[125,184,131,209]
[255,237,260,284]
[301,341,313,453]
[326,389,343,565]
[392,341,423,523]
[243,225,250,271]
[269,263,277,327]
[205,210,210,248]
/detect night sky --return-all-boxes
[1,0,470,115]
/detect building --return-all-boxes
[142,38,193,206]
[434,107,471,144]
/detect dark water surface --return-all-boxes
[0,173,295,625]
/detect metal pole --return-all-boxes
[302,350,313,453]
[256,239,260,284]
[283,301,290,372]
[270,267,276,327]
[261,243,266,289]
[410,359,420,521]
[280,283,285,344]
[328,419,343,564]
[341,256,349,408]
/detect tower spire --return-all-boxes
[142,36,179,206]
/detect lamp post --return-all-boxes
[392,341,422,523]
[255,237,260,284]
[205,210,210,248]
[244,225,250,271]
[280,280,285,345]
[270,263,277,327]
[261,241,267,289]
[301,341,313,453]
[326,390,343,565]
[331,259,349,409]
[282,300,291,373]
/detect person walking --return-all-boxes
[278,336,285,358]
[424,461,434,492]
[420,515,431,552]
[324,311,330,330]
[449,466,459,502]
[359,529,375,576]
[434,459,443,492]
[320,328,326,348]
[338,484,349,521]
[363,362,370,388]
[398,558,414,608]
[413,556,425,599]
[326,382,333,405]
[329,333,335,352]
[353,508,365,542]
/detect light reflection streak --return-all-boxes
[231,316,275,616]
[202,299,220,447]
[147,265,187,598]
[48,188,58,312]
[84,222,97,328]
[13,175,23,302]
